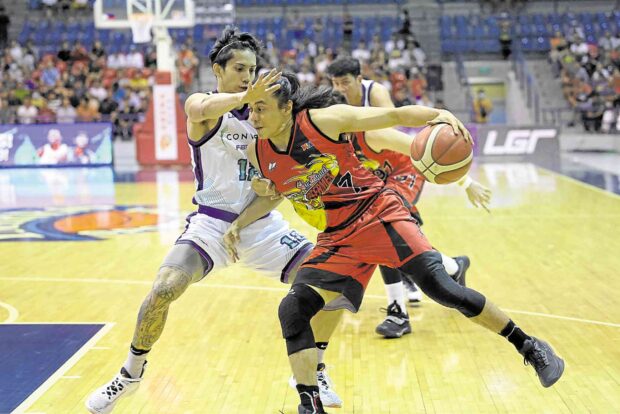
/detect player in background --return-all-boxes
[244,74,564,414]
[327,57,491,338]
[86,29,342,414]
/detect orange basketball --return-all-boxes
[410,123,473,184]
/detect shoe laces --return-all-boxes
[103,377,126,399]
[523,342,549,370]
[380,300,404,317]
[317,368,332,390]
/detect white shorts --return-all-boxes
[175,208,313,282]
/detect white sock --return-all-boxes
[317,348,326,365]
[441,253,459,276]
[123,348,148,379]
[385,282,408,315]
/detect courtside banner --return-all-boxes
[0,122,112,167]
[153,83,178,161]
[475,126,560,157]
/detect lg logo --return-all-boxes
[483,129,557,155]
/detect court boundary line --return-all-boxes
[1,276,619,329]
[11,322,115,414]
[0,300,19,323]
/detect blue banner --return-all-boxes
[0,123,113,167]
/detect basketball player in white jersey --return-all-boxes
[327,56,491,338]
[86,29,342,414]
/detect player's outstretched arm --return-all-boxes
[310,105,470,143]
[364,127,414,156]
[457,176,492,212]
[184,69,282,123]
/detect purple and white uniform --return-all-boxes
[176,97,312,281]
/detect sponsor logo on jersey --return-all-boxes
[268,162,277,171]
[301,142,314,151]
[0,205,169,242]
[283,153,339,210]
[221,132,258,141]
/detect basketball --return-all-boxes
[410,123,473,184]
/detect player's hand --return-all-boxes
[242,69,282,104]
[251,177,281,200]
[428,109,473,145]
[465,180,492,212]
[222,222,240,262]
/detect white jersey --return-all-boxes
[188,100,258,215]
[361,79,375,107]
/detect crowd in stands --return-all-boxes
[260,10,436,109]
[549,27,620,133]
[0,34,200,139]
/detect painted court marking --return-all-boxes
[0,300,19,323]
[11,322,115,414]
[1,276,619,329]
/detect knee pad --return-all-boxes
[401,251,485,317]
[379,266,403,285]
[278,284,325,355]
[161,243,211,282]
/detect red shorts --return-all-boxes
[297,190,433,311]
[385,171,425,217]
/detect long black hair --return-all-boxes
[208,27,262,68]
[272,72,335,115]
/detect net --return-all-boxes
[129,12,154,43]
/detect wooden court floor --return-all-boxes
[0,162,619,414]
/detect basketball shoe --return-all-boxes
[289,363,342,408]
[86,363,146,414]
[452,256,470,287]
[520,337,565,387]
[402,276,423,303]
[375,301,412,338]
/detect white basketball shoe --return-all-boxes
[86,364,146,414]
[289,363,343,408]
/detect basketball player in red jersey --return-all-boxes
[327,58,492,337]
[242,73,564,414]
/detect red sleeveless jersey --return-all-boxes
[349,131,425,212]
[256,110,384,231]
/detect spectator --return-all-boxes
[473,88,493,123]
[352,41,371,64]
[41,61,60,87]
[499,18,512,60]
[287,10,304,47]
[99,94,118,119]
[393,87,413,107]
[128,46,144,69]
[71,41,90,63]
[409,68,427,100]
[0,6,9,49]
[58,42,72,62]
[90,40,106,60]
[0,97,15,124]
[343,12,354,52]
[56,97,77,123]
[17,97,38,124]
[9,40,24,63]
[42,0,59,17]
[570,36,589,61]
[47,92,62,113]
[76,98,100,122]
[144,46,157,69]
[399,9,412,38]
[297,62,316,85]
[37,100,56,123]
[89,80,108,101]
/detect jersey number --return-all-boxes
[336,172,361,193]
[280,230,306,249]
[237,158,258,181]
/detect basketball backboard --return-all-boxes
[94,0,195,29]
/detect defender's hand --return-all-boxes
[466,180,492,212]
[242,69,282,104]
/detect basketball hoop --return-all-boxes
[129,12,154,44]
